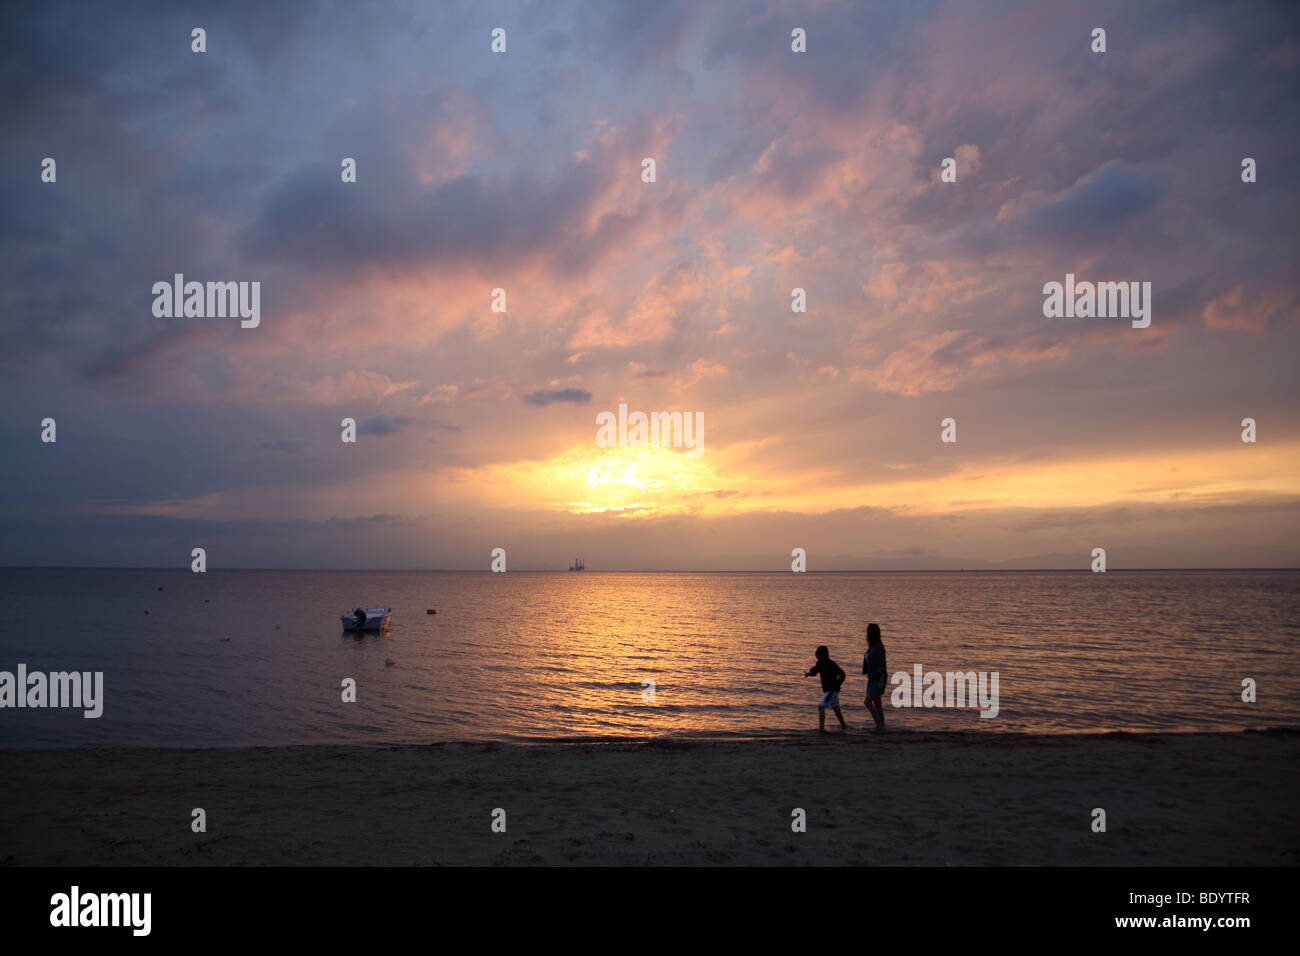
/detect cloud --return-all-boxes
[1,0,1297,569]
[1019,162,1167,239]
[949,161,1168,255]
[1203,285,1299,333]
[360,415,416,436]
[629,363,669,378]
[522,388,593,407]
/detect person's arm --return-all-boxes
[862,653,869,675]
[805,662,817,677]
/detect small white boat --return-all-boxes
[341,607,392,632]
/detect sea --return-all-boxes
[0,568,1296,748]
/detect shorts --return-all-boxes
[818,691,840,708]
[866,678,885,697]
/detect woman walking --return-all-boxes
[863,622,887,732]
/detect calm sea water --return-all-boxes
[0,568,1296,747]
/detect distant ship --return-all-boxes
[568,557,585,571]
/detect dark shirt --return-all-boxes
[809,658,846,692]
[863,644,886,680]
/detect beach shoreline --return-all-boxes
[2,730,1296,866]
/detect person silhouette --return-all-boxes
[862,623,887,732]
[805,645,847,732]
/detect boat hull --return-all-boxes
[340,609,392,632]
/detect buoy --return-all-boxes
[426,609,436,614]
[384,658,395,666]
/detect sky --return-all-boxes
[1,0,1298,570]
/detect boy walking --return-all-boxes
[805,645,847,732]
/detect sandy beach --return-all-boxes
[2,730,1296,866]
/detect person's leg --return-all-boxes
[833,705,846,728]
[817,705,826,731]
[870,695,885,730]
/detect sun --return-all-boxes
[553,444,717,515]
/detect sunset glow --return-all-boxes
[2,1,1296,570]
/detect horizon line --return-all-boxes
[2,565,1297,573]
